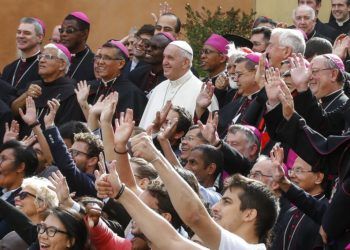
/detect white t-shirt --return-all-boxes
[219,228,266,250]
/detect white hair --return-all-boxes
[271,28,306,54]
[22,176,59,208]
[292,4,316,21]
[44,43,71,74]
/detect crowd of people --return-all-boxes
[0,0,349,249]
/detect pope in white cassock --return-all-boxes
[140,41,218,128]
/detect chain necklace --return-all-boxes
[323,91,344,111]
[92,77,118,104]
[161,80,187,107]
[70,47,90,78]
[11,57,39,88]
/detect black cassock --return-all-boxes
[1,53,41,93]
[67,46,95,82]
[88,74,147,124]
[34,77,84,126]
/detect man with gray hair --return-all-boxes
[140,41,218,128]
[266,28,306,68]
[293,5,332,42]
[15,43,84,127]
[1,17,44,92]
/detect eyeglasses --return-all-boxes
[311,68,333,76]
[233,70,254,79]
[38,54,60,61]
[37,224,69,237]
[134,36,151,48]
[200,48,220,55]
[17,191,37,200]
[69,148,90,157]
[94,55,124,62]
[288,168,313,176]
[58,27,80,34]
[248,171,273,180]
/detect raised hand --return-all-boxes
[333,34,350,60]
[157,118,178,141]
[100,92,119,124]
[198,112,220,146]
[3,120,20,143]
[255,53,268,89]
[48,170,73,207]
[270,145,291,191]
[151,1,172,23]
[21,134,37,147]
[94,160,122,199]
[289,53,311,92]
[114,109,135,147]
[74,80,90,105]
[130,132,160,163]
[215,73,229,90]
[150,100,172,133]
[44,98,60,128]
[196,82,215,109]
[26,83,42,99]
[19,96,37,125]
[85,202,102,228]
[89,95,105,117]
[278,78,295,120]
[265,67,282,107]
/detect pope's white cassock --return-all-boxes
[139,70,218,129]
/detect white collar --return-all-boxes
[169,70,192,86]
[336,17,350,26]
[1,187,20,201]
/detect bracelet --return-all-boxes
[114,147,128,154]
[115,183,126,200]
[29,120,40,129]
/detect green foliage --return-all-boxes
[183,4,256,77]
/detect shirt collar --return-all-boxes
[320,89,343,104]
[336,17,350,26]
[1,187,20,201]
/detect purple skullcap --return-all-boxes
[158,32,176,42]
[69,11,90,24]
[54,43,71,62]
[323,53,345,71]
[204,34,229,55]
[244,125,262,142]
[109,40,129,59]
[34,17,46,34]
[245,52,262,64]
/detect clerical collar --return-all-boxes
[20,50,41,63]
[71,46,88,57]
[321,89,343,104]
[336,17,350,26]
[101,77,117,87]
[209,69,226,81]
[169,70,192,86]
[307,30,316,40]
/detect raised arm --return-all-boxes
[130,133,222,250]
[94,161,204,250]
[74,80,91,121]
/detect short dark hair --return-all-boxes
[136,24,155,37]
[305,37,332,60]
[192,144,223,179]
[159,13,182,33]
[235,56,257,71]
[49,207,88,250]
[64,14,90,31]
[175,167,200,195]
[147,181,183,229]
[102,41,129,61]
[0,140,38,177]
[187,125,208,144]
[298,0,321,4]
[224,174,279,246]
[253,16,277,28]
[130,157,158,180]
[74,132,104,158]
[172,106,193,134]
[251,26,272,42]
[58,121,90,145]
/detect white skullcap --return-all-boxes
[169,40,193,55]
